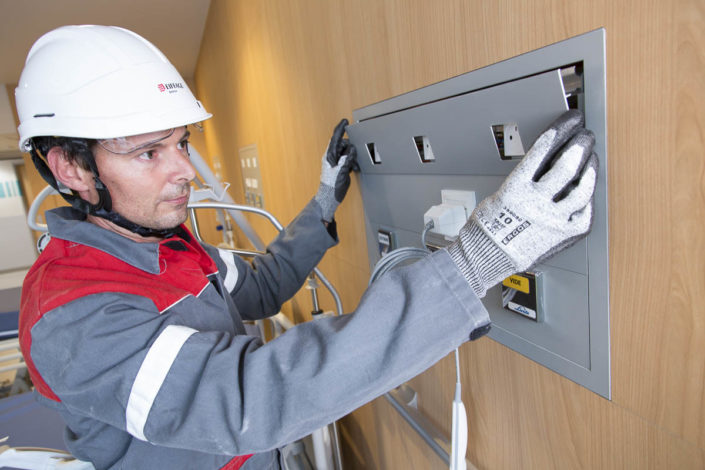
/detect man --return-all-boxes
[16,25,597,469]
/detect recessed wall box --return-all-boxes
[347,29,609,398]
[238,144,265,208]
[502,272,544,322]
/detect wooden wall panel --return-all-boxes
[195,0,705,467]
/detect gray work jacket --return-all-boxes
[20,199,490,469]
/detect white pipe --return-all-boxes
[27,185,58,232]
[188,147,265,251]
[0,339,19,352]
[271,312,296,331]
[311,426,335,470]
[0,363,26,374]
[0,352,23,362]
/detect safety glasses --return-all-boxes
[96,128,175,155]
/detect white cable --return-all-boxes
[451,348,468,470]
[369,221,435,285]
[368,219,469,469]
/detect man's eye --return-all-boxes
[177,139,190,150]
[138,150,155,161]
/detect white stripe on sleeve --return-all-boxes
[126,325,197,441]
[218,248,239,293]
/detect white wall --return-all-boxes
[0,161,36,271]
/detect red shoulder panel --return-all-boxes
[20,231,217,402]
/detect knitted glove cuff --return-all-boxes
[314,183,338,222]
[447,222,516,298]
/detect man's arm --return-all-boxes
[203,118,358,321]
[202,198,337,321]
[29,248,487,456]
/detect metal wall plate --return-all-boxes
[347,29,609,398]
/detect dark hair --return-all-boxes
[30,136,97,172]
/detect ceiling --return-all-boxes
[0,0,212,85]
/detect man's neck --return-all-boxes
[86,214,164,243]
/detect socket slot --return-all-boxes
[366,142,382,165]
[491,123,525,161]
[413,136,436,163]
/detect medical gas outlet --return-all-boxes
[423,190,476,238]
[348,29,610,398]
[501,272,544,322]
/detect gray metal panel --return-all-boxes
[360,173,587,274]
[348,70,567,176]
[348,29,610,398]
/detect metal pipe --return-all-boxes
[330,421,343,470]
[222,248,262,258]
[188,147,265,251]
[188,202,344,317]
[189,202,284,230]
[188,207,204,241]
[27,185,58,232]
[0,353,23,362]
[188,202,344,467]
[308,274,321,314]
[0,339,19,352]
[384,389,451,466]
[0,363,26,374]
[383,386,476,469]
[271,312,296,331]
[313,269,344,317]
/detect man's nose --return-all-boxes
[167,147,196,183]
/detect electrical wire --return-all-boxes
[369,220,435,285]
[368,220,468,469]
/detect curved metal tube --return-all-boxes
[188,147,265,251]
[27,185,58,232]
[188,202,344,317]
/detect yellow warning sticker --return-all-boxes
[502,274,530,294]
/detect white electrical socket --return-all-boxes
[441,189,476,219]
[502,123,526,157]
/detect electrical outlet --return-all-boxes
[441,189,476,219]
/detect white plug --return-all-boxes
[423,204,466,238]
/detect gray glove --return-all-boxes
[315,118,359,222]
[448,110,598,298]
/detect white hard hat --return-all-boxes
[15,25,211,152]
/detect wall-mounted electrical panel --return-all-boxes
[238,144,265,208]
[347,29,610,398]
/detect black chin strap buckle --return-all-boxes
[92,176,112,212]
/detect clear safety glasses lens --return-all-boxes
[97,128,175,155]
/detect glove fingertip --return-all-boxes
[550,109,584,134]
[327,119,350,165]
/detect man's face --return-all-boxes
[92,127,195,231]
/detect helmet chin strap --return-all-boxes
[90,179,182,239]
[31,144,183,239]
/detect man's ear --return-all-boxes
[46,147,94,192]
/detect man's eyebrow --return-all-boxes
[130,128,189,154]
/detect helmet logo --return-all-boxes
[157,82,184,93]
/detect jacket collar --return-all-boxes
[46,207,194,275]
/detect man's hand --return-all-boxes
[315,118,359,222]
[448,110,598,298]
